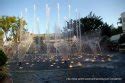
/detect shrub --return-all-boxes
[119,34,125,44]
[0,49,7,66]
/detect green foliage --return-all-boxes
[0,16,27,42]
[111,17,123,36]
[10,17,27,42]
[80,12,103,34]
[0,49,7,66]
[0,30,4,36]
[100,23,112,37]
[64,12,112,37]
[111,26,123,36]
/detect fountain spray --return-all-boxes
[46,4,50,56]
[78,13,82,55]
[33,4,36,34]
[75,9,79,39]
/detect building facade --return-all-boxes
[121,12,125,32]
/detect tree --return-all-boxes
[0,29,4,36]
[80,12,103,34]
[100,23,112,37]
[10,17,27,42]
[0,16,14,40]
[111,27,123,36]
[117,17,122,25]
[110,17,123,36]
[63,12,112,36]
[0,16,26,42]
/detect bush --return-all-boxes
[119,34,125,44]
[0,49,7,66]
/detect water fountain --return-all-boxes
[7,0,111,69]
[4,1,120,83]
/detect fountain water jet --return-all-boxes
[33,4,36,34]
[78,13,82,55]
[46,4,50,56]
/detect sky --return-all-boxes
[0,0,125,34]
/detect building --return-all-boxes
[121,12,125,32]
